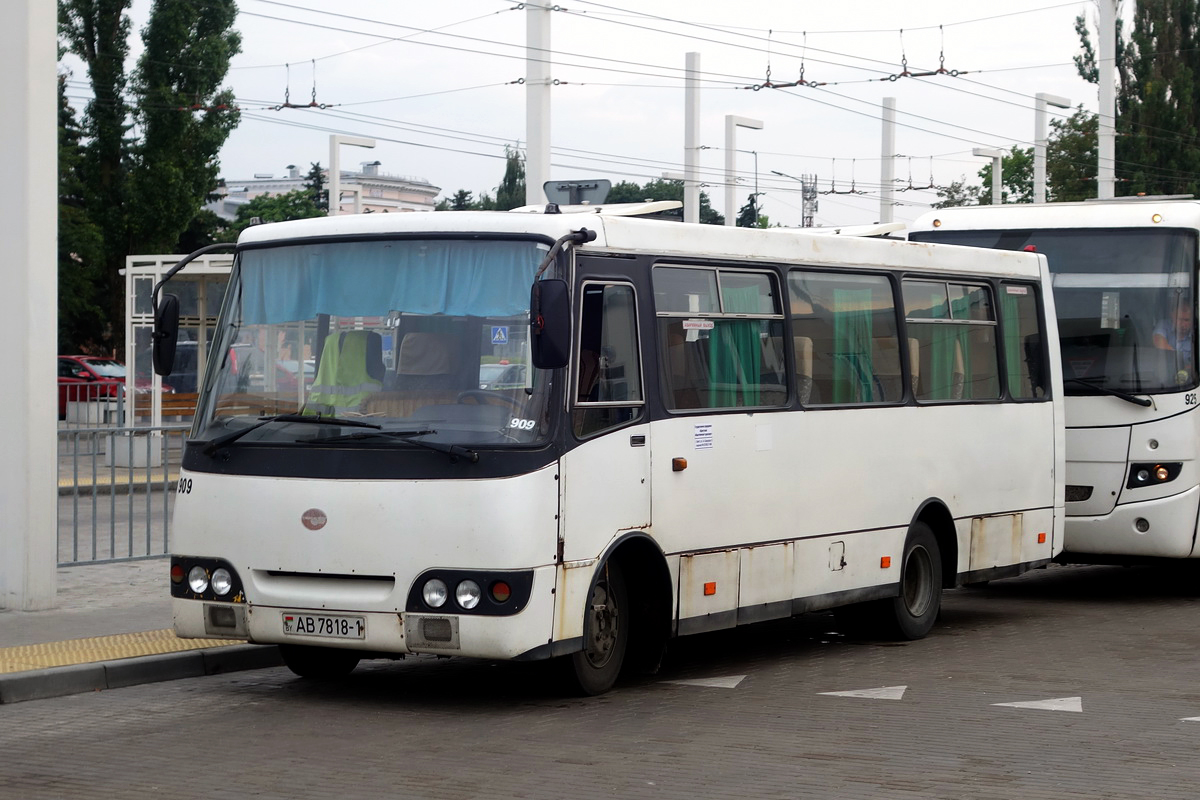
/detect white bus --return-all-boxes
[910,199,1200,561]
[156,205,1064,694]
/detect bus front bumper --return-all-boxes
[1063,484,1200,559]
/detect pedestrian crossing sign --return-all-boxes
[491,326,508,345]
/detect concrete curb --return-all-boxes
[0,644,283,704]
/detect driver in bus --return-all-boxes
[1153,304,1193,354]
[1153,304,1194,383]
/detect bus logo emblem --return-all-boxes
[301,509,327,530]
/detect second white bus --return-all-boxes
[911,199,1200,561]
[157,206,1064,694]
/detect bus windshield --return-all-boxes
[194,237,552,449]
[913,228,1197,395]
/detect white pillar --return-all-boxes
[328,135,375,216]
[683,52,701,224]
[973,148,1004,205]
[880,98,896,224]
[1034,93,1071,204]
[525,3,552,207]
[1098,0,1117,199]
[724,115,764,226]
[0,0,57,610]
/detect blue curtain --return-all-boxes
[240,240,542,324]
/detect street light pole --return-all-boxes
[725,115,763,226]
[328,135,376,216]
[1034,92,1070,204]
[972,147,1005,205]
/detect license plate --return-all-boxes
[282,612,365,639]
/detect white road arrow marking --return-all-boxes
[992,696,1083,713]
[818,685,907,700]
[664,675,746,689]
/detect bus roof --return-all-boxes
[237,209,1047,280]
[909,198,1200,233]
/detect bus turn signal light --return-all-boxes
[703,582,717,596]
[880,557,891,568]
[673,457,688,472]
[1038,533,1047,544]
[490,581,512,603]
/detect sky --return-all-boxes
[63,0,1105,228]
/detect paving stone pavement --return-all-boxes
[1,562,1200,798]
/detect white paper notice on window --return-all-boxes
[1100,291,1121,329]
[694,423,714,450]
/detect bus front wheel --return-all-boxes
[565,559,629,695]
[280,644,361,680]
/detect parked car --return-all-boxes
[478,362,527,390]
[57,355,171,419]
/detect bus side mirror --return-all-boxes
[530,279,570,369]
[153,294,180,377]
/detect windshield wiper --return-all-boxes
[298,428,479,463]
[202,413,380,456]
[1064,377,1153,407]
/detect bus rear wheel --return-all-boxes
[881,522,942,640]
[280,644,361,679]
[565,559,629,695]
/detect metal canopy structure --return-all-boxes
[123,254,233,428]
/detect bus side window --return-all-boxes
[1000,283,1047,400]
[574,283,643,438]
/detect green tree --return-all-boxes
[57,73,106,352]
[1047,107,1098,202]
[601,178,724,224]
[127,0,241,252]
[59,0,133,351]
[605,180,650,203]
[304,162,327,212]
[1076,1,1200,195]
[736,193,768,227]
[218,190,326,242]
[977,146,1035,205]
[931,178,980,208]
[494,146,526,210]
[59,0,241,351]
[448,189,474,210]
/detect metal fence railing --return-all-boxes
[59,382,127,430]
[57,425,189,566]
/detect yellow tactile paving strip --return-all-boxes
[57,472,180,489]
[0,629,243,675]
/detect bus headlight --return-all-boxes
[456,580,482,610]
[187,566,209,594]
[422,578,448,608]
[211,568,233,597]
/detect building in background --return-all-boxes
[207,162,441,219]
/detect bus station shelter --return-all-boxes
[122,254,233,428]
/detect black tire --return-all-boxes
[564,559,629,696]
[880,522,942,640]
[835,522,942,640]
[279,644,361,680]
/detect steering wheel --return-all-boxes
[456,390,524,411]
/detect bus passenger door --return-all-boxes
[559,280,651,564]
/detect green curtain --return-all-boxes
[1000,291,1023,398]
[708,286,761,407]
[832,288,873,402]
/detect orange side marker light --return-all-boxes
[1037,532,1047,544]
[880,556,892,569]
[703,581,717,596]
[672,457,688,472]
